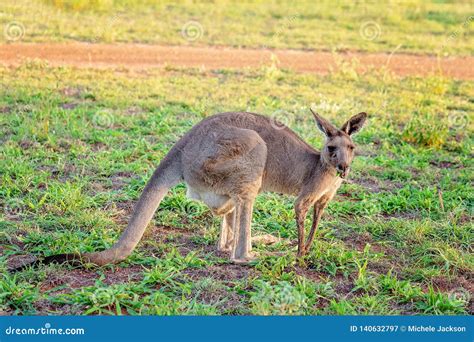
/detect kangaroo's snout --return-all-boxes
[336,164,350,178]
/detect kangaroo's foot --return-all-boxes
[231,251,257,265]
[217,245,230,253]
[217,241,233,253]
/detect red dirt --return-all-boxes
[1,43,473,79]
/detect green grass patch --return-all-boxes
[0,61,472,315]
[0,0,472,55]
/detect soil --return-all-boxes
[1,43,473,79]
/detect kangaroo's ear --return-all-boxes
[310,109,337,137]
[341,112,368,135]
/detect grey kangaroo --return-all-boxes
[13,110,367,270]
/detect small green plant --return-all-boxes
[327,299,356,315]
[143,249,208,287]
[54,280,145,315]
[255,255,296,282]
[0,274,38,314]
[402,112,448,148]
[379,273,424,304]
[250,281,307,315]
[352,258,370,292]
[139,292,218,315]
[415,287,467,315]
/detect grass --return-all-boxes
[0,0,473,55]
[0,59,472,315]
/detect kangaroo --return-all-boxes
[11,110,367,270]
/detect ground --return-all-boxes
[0,0,473,316]
[1,43,474,79]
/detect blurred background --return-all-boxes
[1,0,473,55]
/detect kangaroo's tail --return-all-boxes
[83,149,182,265]
[9,147,183,272]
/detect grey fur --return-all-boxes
[81,110,367,265]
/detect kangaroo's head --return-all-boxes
[310,109,367,179]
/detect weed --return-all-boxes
[250,281,308,315]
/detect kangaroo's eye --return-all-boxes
[349,145,355,150]
[327,146,336,153]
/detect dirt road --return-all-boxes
[0,43,472,79]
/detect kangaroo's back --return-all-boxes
[189,112,320,194]
[195,112,315,152]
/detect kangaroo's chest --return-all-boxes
[320,177,343,201]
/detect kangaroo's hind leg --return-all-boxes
[206,130,266,263]
[218,209,235,252]
[182,126,267,263]
[231,196,257,263]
